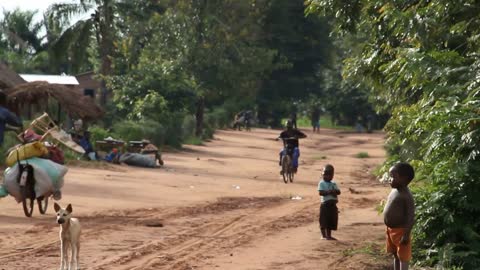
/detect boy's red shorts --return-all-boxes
[386,227,412,262]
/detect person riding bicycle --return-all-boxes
[277,119,307,174]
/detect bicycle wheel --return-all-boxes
[281,156,289,184]
[288,170,294,183]
[37,196,48,214]
[20,185,34,217]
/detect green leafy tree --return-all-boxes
[0,8,43,53]
[256,0,334,127]
[0,9,46,72]
[46,0,124,103]
[172,0,277,136]
[109,0,277,137]
[307,0,480,268]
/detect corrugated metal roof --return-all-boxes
[20,74,79,85]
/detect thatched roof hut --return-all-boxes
[0,62,26,89]
[5,81,104,120]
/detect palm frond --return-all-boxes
[49,19,94,66]
[72,19,94,72]
[46,3,93,26]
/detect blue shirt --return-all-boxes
[318,180,340,203]
[0,106,21,145]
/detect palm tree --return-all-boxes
[46,0,117,105]
[0,9,43,54]
[0,9,48,72]
[47,0,168,105]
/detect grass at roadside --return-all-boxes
[342,242,385,260]
[183,136,204,146]
[288,116,354,131]
[356,152,370,158]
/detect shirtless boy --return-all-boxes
[383,162,415,270]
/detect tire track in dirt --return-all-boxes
[0,224,105,260]
[137,203,316,270]
[88,197,317,270]
[1,197,292,269]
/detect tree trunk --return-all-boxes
[96,2,114,106]
[99,34,112,106]
[195,96,205,137]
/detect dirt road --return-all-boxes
[0,128,390,270]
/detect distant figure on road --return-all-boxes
[367,114,374,133]
[233,110,246,131]
[244,110,253,131]
[355,116,364,133]
[311,107,321,133]
[233,110,253,131]
[290,110,298,130]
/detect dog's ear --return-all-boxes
[66,204,73,214]
[54,202,61,212]
[66,203,73,213]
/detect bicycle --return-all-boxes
[9,113,73,217]
[7,133,50,217]
[280,146,295,183]
[17,162,48,217]
[277,137,298,184]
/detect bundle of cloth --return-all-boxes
[0,157,67,202]
[119,152,157,168]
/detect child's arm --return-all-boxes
[400,193,415,244]
[318,182,339,196]
[319,190,333,196]
[333,183,341,195]
[318,181,324,196]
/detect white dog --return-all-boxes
[54,203,81,270]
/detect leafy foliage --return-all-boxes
[307,0,480,268]
[1,0,379,149]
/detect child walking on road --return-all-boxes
[383,162,415,270]
[318,164,341,240]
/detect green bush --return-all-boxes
[161,113,184,147]
[355,152,370,158]
[183,136,203,145]
[208,107,231,129]
[63,148,82,162]
[201,107,232,139]
[283,116,354,130]
[0,132,20,164]
[112,119,166,146]
[88,125,113,148]
[384,98,480,269]
[203,119,215,139]
[182,114,196,139]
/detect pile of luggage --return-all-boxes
[0,134,68,202]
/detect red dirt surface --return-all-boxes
[0,128,391,270]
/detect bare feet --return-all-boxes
[327,236,337,241]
